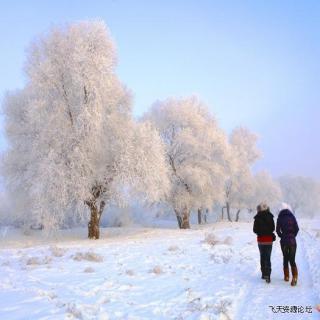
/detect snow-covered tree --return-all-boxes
[247,171,282,215]
[230,127,261,165]
[143,96,229,228]
[223,127,261,221]
[2,21,169,238]
[278,175,320,217]
[226,170,255,222]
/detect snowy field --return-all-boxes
[0,220,319,320]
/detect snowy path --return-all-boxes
[0,222,319,319]
[234,228,319,319]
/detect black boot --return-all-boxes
[265,276,271,283]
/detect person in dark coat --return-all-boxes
[253,202,275,283]
[276,203,299,286]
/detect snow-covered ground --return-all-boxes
[0,220,319,320]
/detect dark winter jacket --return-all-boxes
[276,209,299,246]
[253,210,275,244]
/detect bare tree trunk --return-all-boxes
[235,209,241,222]
[198,208,202,225]
[204,208,208,223]
[180,207,190,229]
[221,206,225,220]
[226,202,232,222]
[174,209,182,229]
[87,201,105,239]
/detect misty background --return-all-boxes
[1,0,319,179]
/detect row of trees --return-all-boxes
[2,21,319,238]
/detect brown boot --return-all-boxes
[284,267,289,281]
[291,266,298,286]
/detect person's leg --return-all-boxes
[264,245,272,282]
[281,244,289,268]
[258,245,265,278]
[281,244,290,281]
[289,245,298,286]
[288,245,297,268]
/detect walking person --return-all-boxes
[253,202,276,283]
[276,203,299,286]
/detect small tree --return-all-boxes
[197,208,209,224]
[230,171,255,222]
[143,96,228,229]
[223,127,260,221]
[249,171,282,213]
[2,21,169,238]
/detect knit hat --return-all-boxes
[257,202,269,212]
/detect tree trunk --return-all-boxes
[226,202,232,222]
[180,207,190,229]
[88,205,99,239]
[235,209,241,222]
[221,206,225,220]
[197,208,202,225]
[175,209,182,229]
[204,208,208,223]
[87,201,105,239]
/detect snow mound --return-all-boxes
[203,233,219,246]
[72,251,103,262]
[125,269,135,276]
[26,255,52,265]
[168,245,180,251]
[50,246,67,257]
[83,267,95,273]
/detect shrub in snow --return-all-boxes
[168,245,179,252]
[26,256,52,265]
[66,303,83,319]
[223,236,233,245]
[50,246,67,257]
[125,269,134,276]
[72,251,103,262]
[203,233,219,246]
[150,265,164,275]
[83,267,95,273]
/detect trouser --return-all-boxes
[258,244,272,277]
[281,244,297,269]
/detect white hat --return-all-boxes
[279,202,293,212]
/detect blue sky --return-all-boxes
[1,0,319,178]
